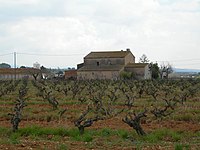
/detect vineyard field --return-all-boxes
[0,79,200,149]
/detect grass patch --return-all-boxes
[99,128,113,137]
[71,133,93,142]
[116,129,130,139]
[142,128,182,143]
[173,113,195,122]
[18,125,69,137]
[9,132,21,144]
[57,143,69,150]
[175,143,190,150]
[0,126,131,144]
[0,126,190,148]
[0,127,21,144]
[17,126,93,142]
[0,127,9,135]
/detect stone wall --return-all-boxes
[77,70,120,80]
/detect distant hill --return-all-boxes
[173,68,200,73]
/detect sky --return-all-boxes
[0,0,200,69]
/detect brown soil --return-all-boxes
[1,101,200,149]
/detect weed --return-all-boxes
[174,113,194,122]
[0,127,9,135]
[9,132,21,144]
[116,129,129,139]
[175,143,190,150]
[143,128,182,143]
[57,143,69,150]
[100,128,112,137]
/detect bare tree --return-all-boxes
[28,68,41,80]
[159,63,173,79]
[139,54,149,63]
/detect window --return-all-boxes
[97,62,100,66]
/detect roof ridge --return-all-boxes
[85,50,133,59]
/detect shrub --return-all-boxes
[120,71,135,80]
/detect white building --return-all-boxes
[33,62,40,69]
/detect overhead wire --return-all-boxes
[0,51,199,68]
[0,52,13,56]
[17,52,85,57]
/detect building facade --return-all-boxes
[0,68,41,80]
[64,70,77,79]
[77,49,151,80]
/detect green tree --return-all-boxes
[0,63,11,68]
[149,62,159,79]
[20,66,26,68]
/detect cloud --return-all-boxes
[0,16,100,67]
[0,0,199,69]
[158,0,200,12]
[3,17,92,48]
[0,0,39,5]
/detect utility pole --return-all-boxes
[14,52,17,80]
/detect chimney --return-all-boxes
[126,48,130,51]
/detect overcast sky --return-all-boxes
[0,0,200,69]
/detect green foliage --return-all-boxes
[173,113,194,122]
[120,71,135,80]
[116,130,129,139]
[0,127,9,135]
[99,128,115,137]
[16,126,93,142]
[0,125,196,149]
[0,63,11,68]
[142,128,182,143]
[150,62,159,79]
[20,66,26,68]
[18,125,69,137]
[175,143,190,150]
[57,143,69,150]
[71,133,93,142]
[9,132,21,144]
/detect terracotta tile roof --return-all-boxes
[78,65,124,71]
[125,63,149,68]
[84,50,134,59]
[0,68,40,74]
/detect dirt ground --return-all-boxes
[0,99,200,149]
[0,115,200,150]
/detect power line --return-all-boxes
[177,63,200,66]
[0,51,200,68]
[152,58,200,63]
[1,52,199,61]
[170,59,200,62]
[17,52,85,57]
[0,53,13,56]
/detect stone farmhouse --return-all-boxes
[77,49,151,80]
